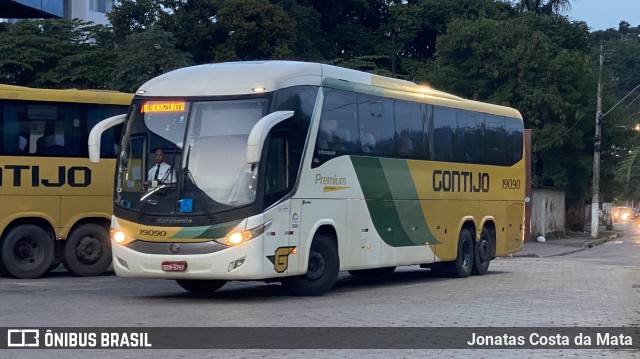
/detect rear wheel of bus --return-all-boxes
[282,234,339,296]
[0,224,54,279]
[62,223,112,276]
[176,280,227,294]
[472,227,494,275]
[443,228,474,278]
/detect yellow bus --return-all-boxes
[92,61,524,295]
[0,84,132,279]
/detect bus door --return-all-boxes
[261,131,299,277]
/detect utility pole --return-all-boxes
[591,45,604,238]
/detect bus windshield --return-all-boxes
[116,96,271,215]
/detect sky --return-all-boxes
[569,0,640,31]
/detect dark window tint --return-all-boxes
[1,101,127,158]
[505,117,524,164]
[1,102,82,157]
[87,105,127,158]
[313,89,358,167]
[394,100,426,158]
[482,114,507,165]
[432,106,523,166]
[432,107,456,161]
[454,110,482,163]
[357,94,395,156]
[263,134,289,208]
[267,86,319,207]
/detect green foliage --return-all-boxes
[109,28,193,92]
[213,0,297,61]
[0,19,117,89]
[516,0,574,15]
[107,0,165,39]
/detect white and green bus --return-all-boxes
[90,61,525,295]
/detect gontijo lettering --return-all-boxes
[0,165,91,187]
[432,170,489,193]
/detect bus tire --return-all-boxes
[282,234,339,296]
[472,227,493,275]
[62,223,112,277]
[349,266,395,278]
[0,225,54,279]
[176,279,227,294]
[443,228,474,278]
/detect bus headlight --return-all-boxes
[215,220,272,247]
[111,229,134,245]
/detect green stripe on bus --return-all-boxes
[350,156,439,247]
[170,220,242,240]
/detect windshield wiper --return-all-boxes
[140,183,171,202]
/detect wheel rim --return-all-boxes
[12,236,43,267]
[75,235,103,265]
[478,239,490,265]
[461,239,472,270]
[305,250,326,281]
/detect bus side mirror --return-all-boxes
[88,114,127,163]
[246,111,294,165]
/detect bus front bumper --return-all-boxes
[111,237,264,280]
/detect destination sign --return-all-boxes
[141,102,186,113]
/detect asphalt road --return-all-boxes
[1,227,639,358]
[561,221,640,267]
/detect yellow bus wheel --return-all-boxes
[0,225,54,279]
[443,228,474,278]
[472,227,494,275]
[62,224,112,277]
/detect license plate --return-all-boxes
[162,261,187,272]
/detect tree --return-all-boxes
[415,13,594,201]
[108,0,165,39]
[155,0,226,64]
[109,28,193,92]
[213,0,297,61]
[0,19,117,89]
[391,0,513,67]
[516,0,574,15]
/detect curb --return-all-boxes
[512,235,613,259]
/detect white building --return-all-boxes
[0,0,120,25]
[66,0,120,25]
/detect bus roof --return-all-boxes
[0,84,133,105]
[136,61,521,119]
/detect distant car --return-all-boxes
[611,206,633,222]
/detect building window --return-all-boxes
[90,0,115,14]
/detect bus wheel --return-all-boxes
[62,224,112,277]
[282,234,339,296]
[443,228,474,278]
[176,280,227,294]
[349,266,396,278]
[472,227,493,275]
[0,225,54,279]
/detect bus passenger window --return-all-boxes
[394,100,426,159]
[397,137,413,156]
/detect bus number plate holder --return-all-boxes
[162,261,187,272]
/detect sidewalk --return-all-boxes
[513,227,619,258]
